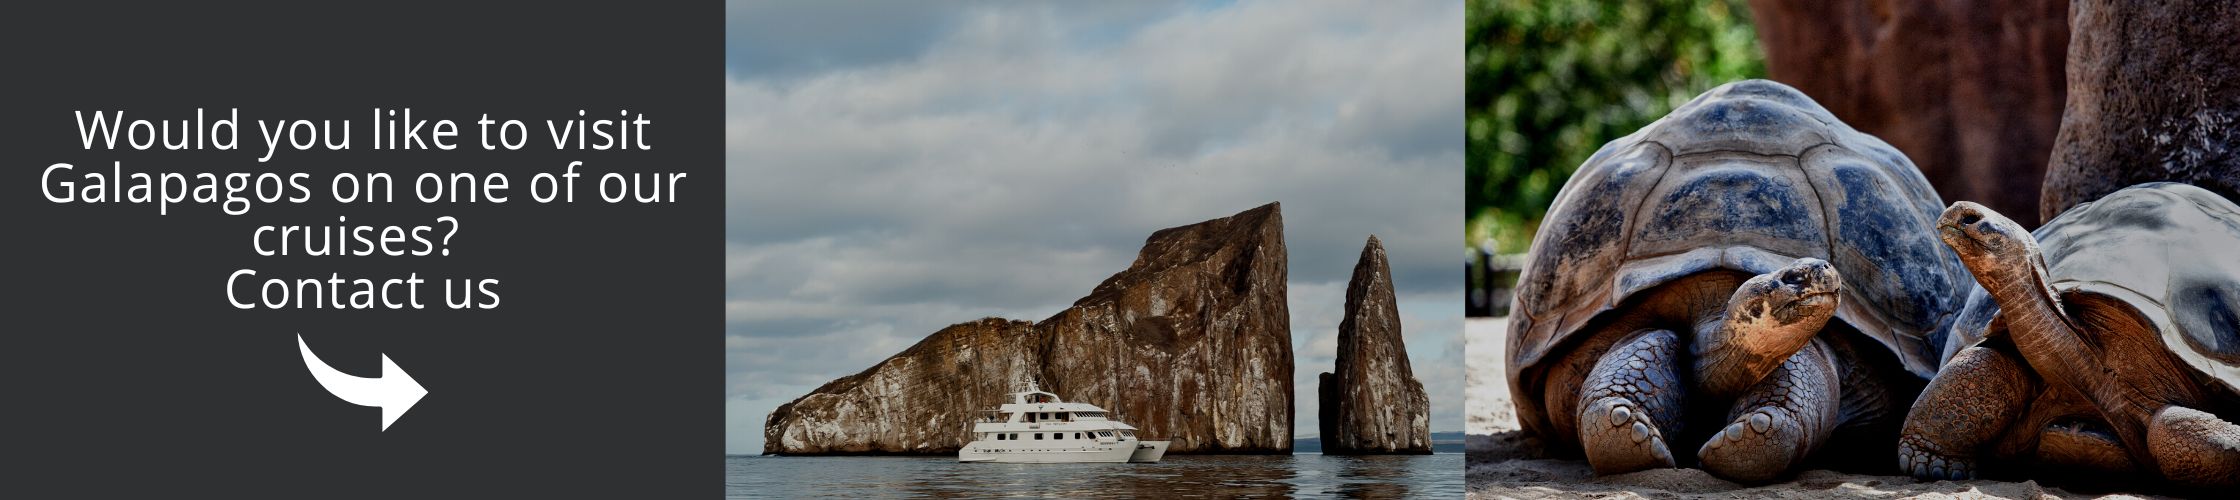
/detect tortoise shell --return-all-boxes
[1508,80,1968,400]
[1946,183,2240,393]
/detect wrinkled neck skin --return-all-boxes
[1692,292,1831,400]
[1980,253,2078,372]
[1970,249,2164,451]
[1974,252,2079,384]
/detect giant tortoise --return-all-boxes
[1901,182,2240,488]
[1507,80,1969,482]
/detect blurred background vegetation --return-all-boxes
[1465,0,1765,255]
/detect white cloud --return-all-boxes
[726,0,1461,454]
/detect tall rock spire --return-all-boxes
[1320,235,1433,454]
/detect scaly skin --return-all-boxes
[1941,203,2154,453]
[2148,406,2240,488]
[1897,345,2033,479]
[1936,202,2240,487]
[1901,342,2142,481]
[1534,260,1849,479]
[1536,273,1741,461]
[1576,329,1686,473]
[1698,338,1840,482]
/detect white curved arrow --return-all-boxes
[297,334,428,431]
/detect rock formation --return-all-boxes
[764,203,1293,455]
[1318,236,1432,454]
[1750,0,2069,226]
[2040,0,2240,222]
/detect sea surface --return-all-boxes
[725,453,1462,498]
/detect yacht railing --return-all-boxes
[961,410,1007,441]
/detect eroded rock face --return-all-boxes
[2040,0,2240,222]
[764,203,1292,455]
[1318,236,1432,454]
[760,318,1040,455]
[1750,0,2069,227]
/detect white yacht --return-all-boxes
[958,384,1170,463]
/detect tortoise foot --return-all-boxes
[1579,397,1678,474]
[2147,406,2240,488]
[1896,434,1974,480]
[1575,328,1686,475]
[1699,409,1808,483]
[1895,345,2029,481]
[1697,341,1836,483]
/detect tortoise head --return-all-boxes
[1938,202,2036,283]
[1730,257,1843,328]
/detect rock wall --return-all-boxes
[760,318,1041,455]
[765,203,1293,455]
[2040,0,2240,222]
[1750,0,2068,226]
[1318,236,1433,454]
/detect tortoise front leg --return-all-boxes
[1576,328,1687,474]
[1897,345,2033,480]
[2147,405,2240,488]
[1697,337,1839,483]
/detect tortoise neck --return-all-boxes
[1979,251,2176,466]
[1977,254,2076,374]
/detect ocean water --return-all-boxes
[725,453,1462,498]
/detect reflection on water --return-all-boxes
[726,453,1460,498]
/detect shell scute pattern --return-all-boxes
[2027,183,2240,390]
[1510,80,1969,421]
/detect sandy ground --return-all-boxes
[1463,318,2175,500]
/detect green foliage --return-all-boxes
[1465,0,1765,253]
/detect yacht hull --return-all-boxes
[1128,440,1169,463]
[957,442,1139,463]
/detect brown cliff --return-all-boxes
[764,203,1293,455]
[1318,236,1432,454]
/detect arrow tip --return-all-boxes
[380,354,428,431]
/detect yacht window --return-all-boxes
[1034,433,1044,440]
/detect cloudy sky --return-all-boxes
[725,0,1463,454]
